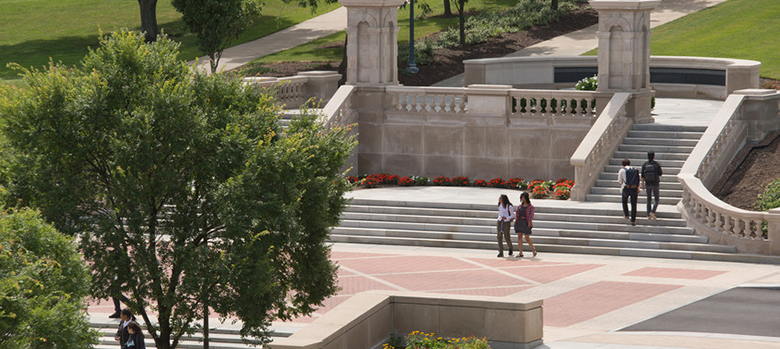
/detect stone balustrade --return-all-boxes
[678,90,780,255]
[386,86,468,114]
[322,85,357,131]
[569,93,632,201]
[244,71,341,109]
[509,89,597,118]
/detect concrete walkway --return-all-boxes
[190,6,347,73]
[433,0,732,87]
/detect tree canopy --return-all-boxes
[172,0,261,73]
[0,30,354,349]
[0,208,96,349]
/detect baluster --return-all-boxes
[723,215,733,236]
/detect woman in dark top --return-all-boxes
[125,321,146,349]
[515,192,537,257]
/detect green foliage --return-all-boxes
[398,331,491,349]
[400,0,582,64]
[0,208,97,349]
[756,179,780,211]
[172,0,262,72]
[0,30,354,347]
[575,75,598,91]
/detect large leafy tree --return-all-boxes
[0,31,354,349]
[172,0,261,73]
[0,208,97,349]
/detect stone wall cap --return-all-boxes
[467,84,513,89]
[733,89,778,96]
[297,71,341,77]
[339,0,405,7]
[589,0,661,11]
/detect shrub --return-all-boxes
[452,176,470,186]
[508,177,525,189]
[413,176,430,186]
[433,176,452,186]
[531,185,550,199]
[398,176,415,186]
[400,331,490,349]
[488,177,507,188]
[474,179,488,187]
[528,179,545,191]
[756,179,780,211]
[554,185,571,200]
[575,75,598,91]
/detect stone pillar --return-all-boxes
[340,0,405,86]
[591,0,660,123]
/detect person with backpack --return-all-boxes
[617,158,641,226]
[641,151,663,220]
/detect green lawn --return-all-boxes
[251,0,520,64]
[585,0,780,79]
[0,0,339,81]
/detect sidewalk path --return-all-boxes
[190,6,347,73]
[434,0,732,87]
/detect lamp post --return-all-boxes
[406,0,419,74]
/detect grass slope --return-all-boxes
[0,0,339,81]
[585,0,780,79]
[650,0,780,79]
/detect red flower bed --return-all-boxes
[433,176,452,186]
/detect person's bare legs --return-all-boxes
[515,233,524,257]
[525,234,537,257]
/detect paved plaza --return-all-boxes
[87,238,780,348]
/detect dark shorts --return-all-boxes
[515,219,532,235]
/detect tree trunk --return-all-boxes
[458,1,465,46]
[551,0,558,10]
[203,301,210,349]
[138,0,159,42]
[443,0,452,16]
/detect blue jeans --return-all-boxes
[646,182,660,214]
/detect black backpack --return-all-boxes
[643,162,659,182]
[625,168,640,189]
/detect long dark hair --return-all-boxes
[520,192,531,206]
[498,194,512,208]
[127,321,144,337]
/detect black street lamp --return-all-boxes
[406,0,419,74]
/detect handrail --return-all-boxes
[570,93,632,201]
[321,85,356,130]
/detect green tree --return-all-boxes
[451,0,468,45]
[0,31,354,349]
[172,0,261,73]
[0,208,97,349]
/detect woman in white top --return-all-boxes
[496,194,515,257]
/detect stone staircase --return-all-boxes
[586,123,706,205]
[90,320,293,349]
[329,123,779,264]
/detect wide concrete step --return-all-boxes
[627,130,704,140]
[590,186,683,198]
[603,164,680,175]
[594,179,682,190]
[347,199,685,220]
[608,158,685,168]
[632,124,707,132]
[339,217,694,235]
[332,227,715,249]
[618,144,694,153]
[328,235,773,263]
[585,194,680,205]
[622,137,699,147]
[345,206,686,227]
[598,172,681,183]
[613,151,691,161]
